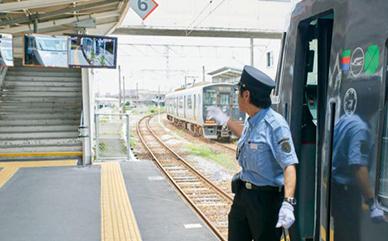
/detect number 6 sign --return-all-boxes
[130,0,159,20]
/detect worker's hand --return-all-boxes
[370,199,387,223]
[206,106,230,126]
[276,201,295,229]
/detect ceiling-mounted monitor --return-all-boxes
[24,34,68,68]
[68,34,117,69]
[0,33,14,67]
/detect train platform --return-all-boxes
[0,159,219,241]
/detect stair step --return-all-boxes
[0,138,81,147]
[5,75,81,82]
[3,86,81,92]
[0,119,79,126]
[4,81,81,87]
[0,101,81,108]
[7,70,80,78]
[0,96,81,102]
[0,131,79,140]
[1,91,81,97]
[0,113,80,120]
[0,156,81,162]
[0,147,82,154]
[0,107,79,113]
[0,125,77,132]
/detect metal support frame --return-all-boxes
[0,0,91,12]
[81,68,92,165]
[0,0,118,26]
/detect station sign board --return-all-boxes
[68,34,117,69]
[0,33,14,67]
[24,34,68,68]
[130,0,159,20]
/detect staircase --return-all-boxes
[0,67,83,161]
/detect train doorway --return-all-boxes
[291,12,333,241]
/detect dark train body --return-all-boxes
[275,0,388,240]
[165,82,244,139]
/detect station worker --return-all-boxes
[207,65,298,241]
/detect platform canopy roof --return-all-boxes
[0,0,129,35]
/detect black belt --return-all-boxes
[241,181,283,192]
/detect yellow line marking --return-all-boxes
[0,160,78,168]
[320,225,335,241]
[321,225,327,241]
[101,162,142,241]
[0,152,82,158]
[0,167,19,188]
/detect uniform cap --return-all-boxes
[240,65,275,94]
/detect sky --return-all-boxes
[94,0,298,95]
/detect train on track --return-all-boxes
[276,0,388,240]
[165,82,245,140]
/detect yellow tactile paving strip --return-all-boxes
[0,160,78,188]
[100,162,142,241]
[0,167,19,188]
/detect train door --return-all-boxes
[184,95,187,118]
[193,94,196,121]
[290,12,333,241]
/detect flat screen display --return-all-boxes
[24,34,68,68]
[0,33,14,67]
[68,34,117,68]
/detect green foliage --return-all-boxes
[184,143,238,172]
[98,142,107,152]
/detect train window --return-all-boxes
[220,94,229,105]
[378,70,388,209]
[204,91,217,105]
[187,95,192,109]
[178,96,183,109]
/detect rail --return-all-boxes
[136,114,233,241]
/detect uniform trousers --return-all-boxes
[331,182,361,241]
[228,185,283,241]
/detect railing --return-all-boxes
[95,113,131,161]
[0,66,7,91]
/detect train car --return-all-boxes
[24,35,68,67]
[165,82,245,139]
[274,0,388,240]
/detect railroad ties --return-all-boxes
[136,115,233,241]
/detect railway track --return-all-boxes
[136,115,233,241]
[211,141,236,152]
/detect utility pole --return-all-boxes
[122,75,126,113]
[250,38,254,66]
[136,82,139,103]
[202,65,205,82]
[118,65,122,113]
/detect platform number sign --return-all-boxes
[130,0,159,20]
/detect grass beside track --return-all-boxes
[184,143,239,173]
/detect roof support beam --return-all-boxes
[0,0,91,13]
[113,25,282,39]
[0,0,119,26]
[2,10,120,34]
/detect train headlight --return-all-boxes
[205,120,216,124]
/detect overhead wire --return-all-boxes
[186,0,228,36]
[186,0,214,30]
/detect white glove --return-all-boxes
[370,200,387,223]
[276,201,295,229]
[206,106,230,126]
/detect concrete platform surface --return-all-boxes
[121,160,219,241]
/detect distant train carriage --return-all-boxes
[165,82,244,139]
